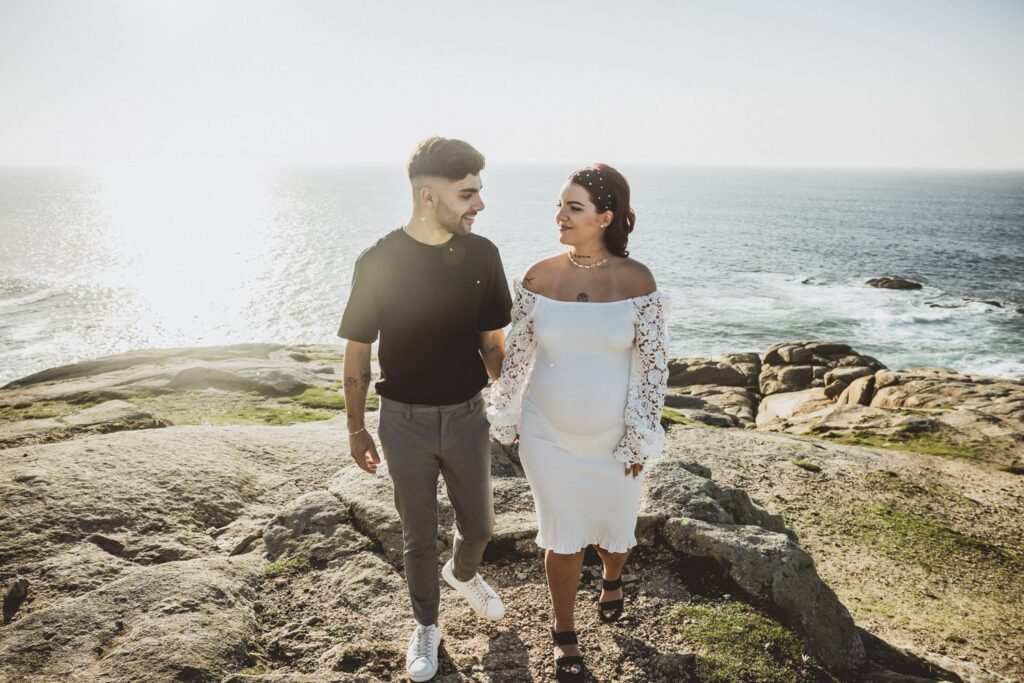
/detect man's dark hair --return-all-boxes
[407,137,485,180]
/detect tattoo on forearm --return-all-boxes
[344,376,357,390]
[576,292,589,302]
[360,369,372,389]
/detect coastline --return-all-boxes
[1,342,1022,681]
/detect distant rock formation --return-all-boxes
[866,276,923,290]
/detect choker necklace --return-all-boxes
[567,252,610,269]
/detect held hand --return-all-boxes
[349,428,381,474]
[624,463,644,478]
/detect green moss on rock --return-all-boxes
[804,470,1023,579]
[662,408,697,427]
[670,602,836,682]
[262,556,309,578]
[819,431,984,462]
[283,383,345,410]
[0,399,100,423]
[207,405,333,426]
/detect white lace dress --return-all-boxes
[487,280,669,553]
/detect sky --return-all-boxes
[1,0,1023,169]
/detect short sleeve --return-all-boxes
[337,250,380,343]
[477,244,513,331]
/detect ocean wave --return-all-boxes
[0,278,62,311]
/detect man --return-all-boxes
[338,137,512,682]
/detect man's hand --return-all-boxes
[349,428,381,474]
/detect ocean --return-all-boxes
[1,163,1022,386]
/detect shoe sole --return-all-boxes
[441,562,504,621]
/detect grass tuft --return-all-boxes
[670,602,836,682]
[793,460,822,473]
[262,556,309,578]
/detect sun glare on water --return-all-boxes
[91,162,278,346]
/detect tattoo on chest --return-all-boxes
[576,292,589,302]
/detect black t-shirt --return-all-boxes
[338,227,513,405]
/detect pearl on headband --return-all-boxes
[571,168,613,213]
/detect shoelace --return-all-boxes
[413,626,436,658]
[468,575,492,605]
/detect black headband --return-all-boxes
[571,168,613,213]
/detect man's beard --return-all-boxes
[436,198,474,236]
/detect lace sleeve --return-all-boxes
[613,292,669,467]
[486,280,538,444]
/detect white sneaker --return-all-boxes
[406,623,441,682]
[442,558,506,620]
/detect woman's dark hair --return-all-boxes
[568,163,634,257]
[408,137,486,180]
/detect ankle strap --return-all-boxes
[551,628,578,646]
[602,577,623,590]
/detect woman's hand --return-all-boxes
[624,463,643,478]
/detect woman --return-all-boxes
[487,164,669,682]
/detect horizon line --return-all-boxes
[1,159,1023,173]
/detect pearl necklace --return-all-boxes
[567,252,610,269]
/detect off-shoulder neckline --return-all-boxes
[514,278,660,305]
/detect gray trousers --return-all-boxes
[377,393,494,626]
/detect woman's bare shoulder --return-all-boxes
[617,258,657,297]
[521,254,566,292]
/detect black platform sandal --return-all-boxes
[551,628,585,682]
[598,576,624,623]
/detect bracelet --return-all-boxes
[348,427,367,436]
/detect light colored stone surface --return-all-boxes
[0,399,168,448]
[0,555,261,682]
[2,343,1018,681]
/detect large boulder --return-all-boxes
[759,342,885,396]
[836,373,876,406]
[783,368,1024,469]
[326,454,538,566]
[262,491,365,566]
[640,457,789,535]
[0,556,260,682]
[641,453,864,673]
[756,387,835,430]
[1,344,344,404]
[665,353,762,427]
[665,385,757,428]
[663,518,865,674]
[668,354,759,388]
[0,418,349,618]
